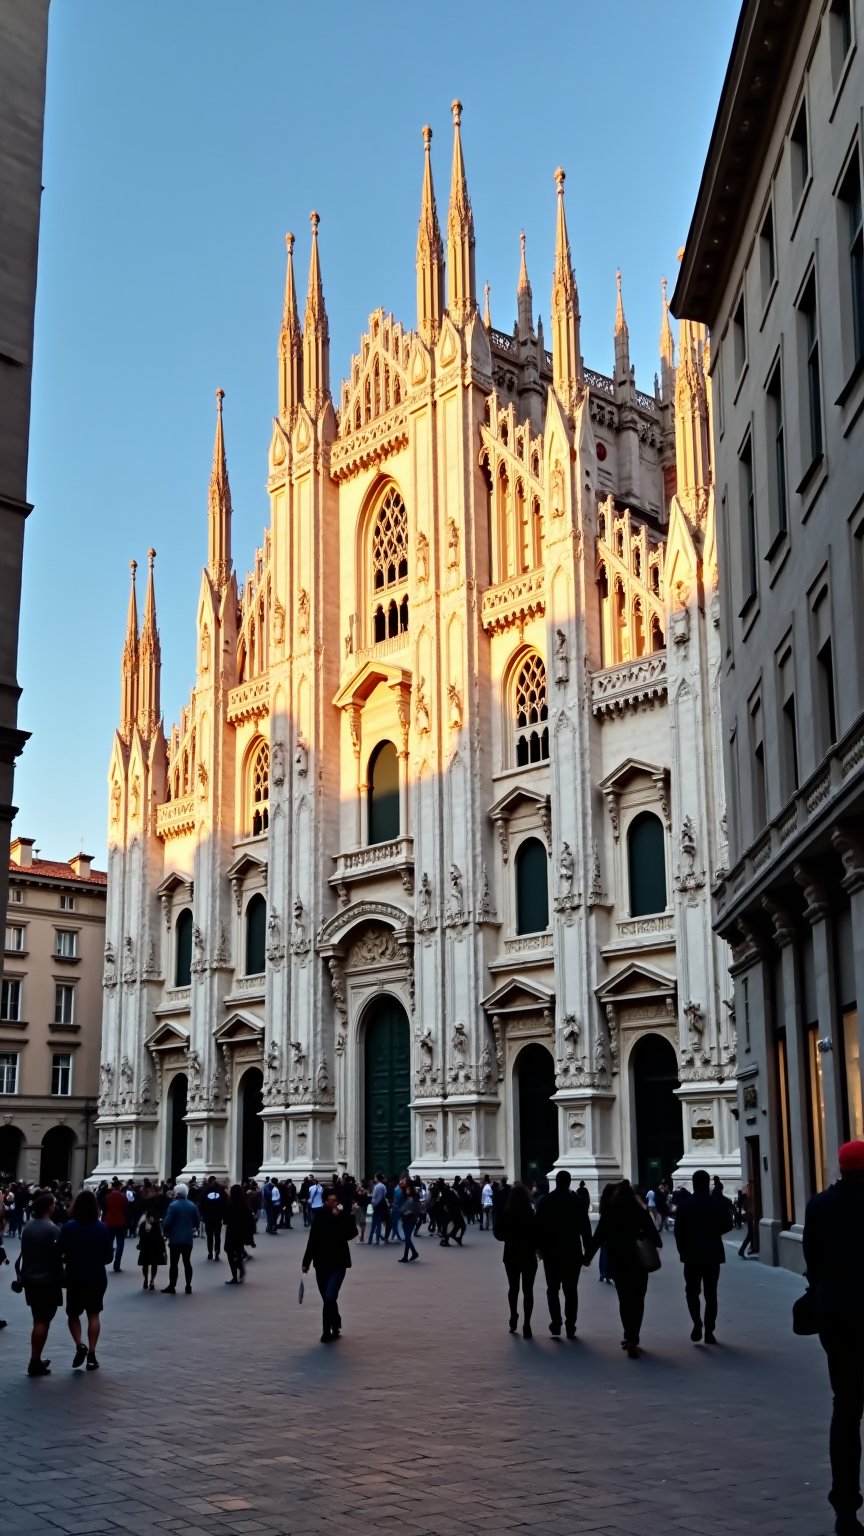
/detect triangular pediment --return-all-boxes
[213,1012,265,1045]
[488,785,549,820]
[481,976,555,1016]
[598,757,668,794]
[333,660,412,711]
[156,870,194,899]
[226,850,267,882]
[596,962,677,1004]
[145,1020,190,1052]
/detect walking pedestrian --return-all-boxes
[369,1173,388,1245]
[161,1182,199,1294]
[397,1184,420,1262]
[738,1182,756,1257]
[58,1188,113,1371]
[103,1177,128,1273]
[480,1176,494,1230]
[673,1168,733,1343]
[136,1208,167,1291]
[224,1185,256,1284]
[353,1181,368,1242]
[200,1176,225,1260]
[535,1169,593,1338]
[493,1181,538,1337]
[802,1139,864,1535]
[20,1192,63,1376]
[439,1183,466,1247]
[590,1180,661,1357]
[302,1191,358,1343]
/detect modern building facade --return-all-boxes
[1,837,105,1186]
[673,0,864,1267]
[94,107,736,1195]
[0,2,51,936]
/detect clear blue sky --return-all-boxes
[18,0,739,866]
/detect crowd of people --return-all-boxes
[3,1151,864,1535]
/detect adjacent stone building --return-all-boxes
[94,106,736,1195]
[1,837,105,1185]
[673,0,864,1267]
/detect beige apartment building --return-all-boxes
[673,0,864,1268]
[1,837,106,1186]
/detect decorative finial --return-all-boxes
[311,210,320,234]
[662,274,668,303]
[617,268,622,295]
[422,124,432,149]
[483,280,491,328]
[130,559,137,578]
[555,167,566,193]
[216,387,224,410]
[286,232,294,254]
[452,99,462,126]
[147,548,156,564]
[521,230,526,257]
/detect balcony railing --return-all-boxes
[331,836,414,893]
[480,570,546,634]
[591,653,667,718]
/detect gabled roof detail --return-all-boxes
[481,975,555,1014]
[596,961,677,1004]
[213,1012,265,1044]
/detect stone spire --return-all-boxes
[613,268,631,387]
[446,100,476,326]
[208,388,233,592]
[303,210,330,414]
[137,548,161,741]
[516,230,533,339]
[279,232,303,422]
[675,313,712,526]
[483,280,491,330]
[120,559,139,744]
[551,168,583,411]
[659,275,676,403]
[416,125,445,346]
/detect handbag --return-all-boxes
[635,1235,662,1273]
[297,1277,304,1305]
[792,1288,819,1335]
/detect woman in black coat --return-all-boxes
[494,1182,538,1338]
[302,1192,358,1342]
[591,1180,661,1356]
[136,1210,167,1290]
[224,1185,256,1284]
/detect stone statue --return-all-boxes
[298,588,309,635]
[316,1057,330,1095]
[452,1021,468,1060]
[291,899,308,955]
[446,517,459,568]
[294,734,308,777]
[558,841,574,901]
[447,683,462,730]
[419,1026,433,1073]
[271,739,285,786]
[449,864,464,923]
[593,1031,608,1077]
[415,677,431,735]
[416,529,429,583]
[563,1016,580,1059]
[480,1042,494,1088]
[554,627,569,685]
[477,862,493,921]
[418,872,433,928]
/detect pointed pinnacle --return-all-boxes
[518,230,531,295]
[614,268,627,335]
[484,280,491,329]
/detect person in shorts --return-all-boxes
[20,1191,63,1376]
[58,1188,113,1371]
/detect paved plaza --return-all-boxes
[0,1221,839,1536]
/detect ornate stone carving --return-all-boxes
[291,899,309,957]
[122,935,136,984]
[477,862,494,922]
[538,795,552,853]
[298,588,310,635]
[683,999,707,1063]
[266,910,285,968]
[271,595,285,647]
[491,1015,505,1080]
[604,1003,620,1074]
[495,817,509,864]
[264,1040,282,1104]
[447,683,462,730]
[446,863,465,925]
[103,941,117,989]
[271,738,286,786]
[417,872,434,932]
[231,878,243,916]
[447,517,459,569]
[415,677,431,735]
[416,528,429,584]
[675,814,705,897]
[191,925,207,979]
[554,628,569,686]
[346,924,401,968]
[98,1061,114,1111]
[328,957,347,1024]
[142,938,160,980]
[587,843,605,906]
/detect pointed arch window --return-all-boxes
[370,486,408,645]
[248,740,270,836]
[514,653,549,766]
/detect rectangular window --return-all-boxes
[843,1008,863,1141]
[782,695,800,795]
[733,294,747,379]
[766,362,787,538]
[0,979,21,1022]
[839,154,864,367]
[798,274,823,465]
[760,205,776,301]
[830,0,853,87]
[5,925,25,953]
[54,984,75,1026]
[818,637,838,748]
[55,930,77,958]
[750,697,767,833]
[739,437,758,607]
[807,1024,828,1193]
[9,888,23,905]
[0,1052,19,1095]
[60,893,75,912]
[51,1053,72,1098]
[791,100,810,205]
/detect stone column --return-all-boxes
[833,827,864,1110]
[762,897,810,1227]
[795,863,843,1177]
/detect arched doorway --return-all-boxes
[168,1073,188,1180]
[364,995,411,1178]
[516,1043,558,1183]
[40,1125,76,1184]
[631,1033,684,1188]
[240,1067,264,1180]
[0,1124,24,1180]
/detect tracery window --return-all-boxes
[249,740,270,836]
[514,652,549,766]
[371,486,409,644]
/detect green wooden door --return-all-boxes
[364,998,411,1178]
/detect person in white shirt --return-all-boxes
[369,1176,389,1245]
[481,1176,494,1231]
[308,1181,324,1212]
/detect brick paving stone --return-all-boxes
[0,1226,840,1535]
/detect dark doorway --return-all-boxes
[364,995,411,1177]
[240,1067,264,1180]
[745,1134,763,1255]
[517,1043,559,1182]
[40,1125,75,1184]
[168,1073,188,1180]
[632,1033,684,1188]
[0,1124,23,1180]
[368,741,400,845]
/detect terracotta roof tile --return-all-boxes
[8,858,107,886]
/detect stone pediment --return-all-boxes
[598,757,667,793]
[226,850,268,882]
[155,870,194,899]
[596,962,677,1006]
[145,1020,190,1053]
[213,1012,265,1046]
[333,659,412,711]
[481,976,555,1017]
[317,898,412,954]
[488,785,549,821]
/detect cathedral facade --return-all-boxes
[92,105,738,1197]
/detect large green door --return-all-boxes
[364,997,411,1178]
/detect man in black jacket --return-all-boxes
[803,1139,864,1536]
[534,1170,594,1338]
[302,1193,358,1342]
[200,1177,226,1260]
[673,1168,733,1344]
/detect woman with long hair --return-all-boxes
[224,1184,256,1283]
[58,1188,113,1371]
[590,1179,661,1357]
[493,1181,538,1338]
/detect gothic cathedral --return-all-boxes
[94,105,738,1197]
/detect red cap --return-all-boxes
[839,1141,864,1171]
